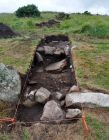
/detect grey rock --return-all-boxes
[28,81,38,85]
[60,100,65,107]
[41,100,64,121]
[69,85,80,93]
[64,45,70,56]
[26,90,37,101]
[36,52,43,63]
[0,63,21,102]
[35,87,51,103]
[54,48,64,55]
[66,92,109,107]
[55,92,63,100]
[46,59,67,72]
[44,46,56,55]
[37,47,44,53]
[66,109,81,119]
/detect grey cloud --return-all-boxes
[0,0,109,15]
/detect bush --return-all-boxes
[84,11,91,15]
[56,12,70,20]
[16,4,40,18]
[80,23,109,37]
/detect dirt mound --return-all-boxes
[0,23,17,38]
[35,19,60,28]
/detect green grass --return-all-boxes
[86,115,109,140]
[0,133,11,140]
[0,37,39,73]
[73,38,109,91]
[22,128,30,140]
[0,12,109,90]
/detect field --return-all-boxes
[0,13,109,90]
[0,12,109,139]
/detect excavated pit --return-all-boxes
[35,19,60,28]
[17,35,77,123]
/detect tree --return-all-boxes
[16,4,40,17]
[84,11,91,15]
[56,12,70,20]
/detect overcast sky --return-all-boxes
[0,0,109,15]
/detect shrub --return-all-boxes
[27,20,33,27]
[80,23,109,37]
[16,4,40,18]
[84,11,92,15]
[56,12,70,20]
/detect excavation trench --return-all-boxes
[16,35,77,124]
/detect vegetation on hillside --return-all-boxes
[16,4,40,18]
[0,12,109,92]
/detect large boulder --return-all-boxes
[35,87,51,103]
[41,100,64,121]
[45,59,67,73]
[0,63,21,102]
[66,92,109,107]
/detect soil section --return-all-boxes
[17,35,76,123]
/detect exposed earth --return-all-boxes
[0,23,17,38]
[35,19,60,28]
[16,35,78,123]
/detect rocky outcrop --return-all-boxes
[0,63,21,102]
[66,92,109,107]
[40,100,64,121]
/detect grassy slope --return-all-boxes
[72,38,109,92]
[0,12,109,90]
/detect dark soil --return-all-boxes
[0,23,17,38]
[16,35,76,123]
[35,19,60,28]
